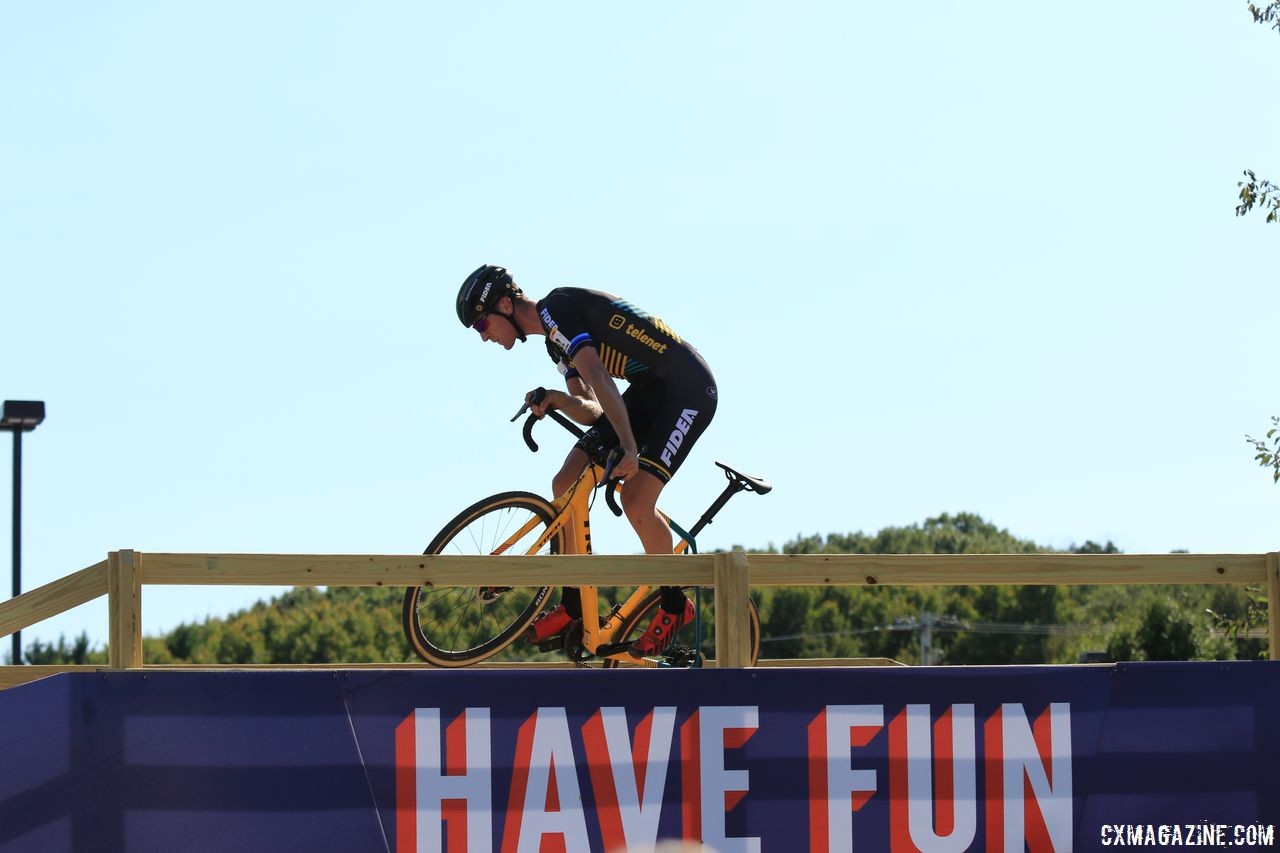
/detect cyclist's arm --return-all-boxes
[539,375,601,425]
[567,347,639,461]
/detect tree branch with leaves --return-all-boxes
[1247,416,1280,483]
[1238,2,1280,223]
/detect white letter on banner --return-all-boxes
[414,708,493,853]
[687,706,760,853]
[582,706,676,850]
[905,704,977,852]
[511,707,590,853]
[999,703,1072,853]
[813,705,882,852]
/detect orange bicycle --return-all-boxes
[402,390,771,667]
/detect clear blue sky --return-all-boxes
[2,2,1277,654]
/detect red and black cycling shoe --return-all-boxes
[628,599,696,658]
[524,604,573,644]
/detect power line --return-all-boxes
[760,613,1101,644]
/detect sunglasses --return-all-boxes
[472,313,491,334]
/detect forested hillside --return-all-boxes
[19,513,1266,666]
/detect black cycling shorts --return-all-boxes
[576,353,718,484]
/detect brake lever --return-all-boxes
[510,386,548,423]
[514,388,550,451]
[601,448,625,517]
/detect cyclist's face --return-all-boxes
[474,301,516,349]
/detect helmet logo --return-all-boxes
[608,314,626,330]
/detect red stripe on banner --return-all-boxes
[395,714,417,853]
[681,711,702,843]
[807,710,829,853]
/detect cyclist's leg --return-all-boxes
[619,470,674,556]
[626,363,719,652]
[619,471,686,622]
[632,358,718,596]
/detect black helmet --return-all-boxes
[456,264,520,327]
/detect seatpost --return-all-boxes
[685,478,746,541]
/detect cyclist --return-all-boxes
[456,264,718,657]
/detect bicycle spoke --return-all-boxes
[404,492,559,665]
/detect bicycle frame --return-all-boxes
[484,459,699,665]
[475,397,770,666]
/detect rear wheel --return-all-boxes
[403,491,563,667]
[601,587,761,668]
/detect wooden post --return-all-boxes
[107,550,142,669]
[714,550,752,668]
[1268,552,1280,662]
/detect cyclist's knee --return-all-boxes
[552,469,575,496]
[622,476,672,554]
[620,471,663,517]
[552,448,590,495]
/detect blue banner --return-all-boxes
[1,662,1278,852]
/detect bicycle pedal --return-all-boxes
[661,646,702,668]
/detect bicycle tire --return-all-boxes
[403,491,562,667]
[601,586,762,669]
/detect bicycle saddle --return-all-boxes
[716,461,773,495]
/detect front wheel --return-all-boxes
[403,491,563,667]
[602,587,761,669]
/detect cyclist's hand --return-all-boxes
[526,388,556,418]
[612,447,640,480]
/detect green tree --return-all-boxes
[1237,3,1280,222]
[1204,413,1280,659]
[22,633,106,665]
[759,514,1081,665]
[1105,593,1225,661]
[758,514,1238,664]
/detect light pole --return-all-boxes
[1,401,45,666]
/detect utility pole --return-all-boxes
[920,611,934,666]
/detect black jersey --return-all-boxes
[536,288,702,383]
[535,287,718,485]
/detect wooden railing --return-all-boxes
[0,550,1276,689]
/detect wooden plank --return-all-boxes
[0,664,105,691]
[136,552,1265,589]
[139,552,715,587]
[746,553,1266,586]
[751,657,907,668]
[0,561,108,639]
[714,551,752,668]
[134,658,907,671]
[0,658,904,688]
[107,550,142,669]
[1268,552,1279,662]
